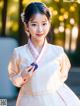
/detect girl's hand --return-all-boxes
[21,66,35,85]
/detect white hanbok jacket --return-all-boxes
[8,39,80,106]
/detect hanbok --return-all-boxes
[8,39,80,106]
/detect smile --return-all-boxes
[36,34,44,36]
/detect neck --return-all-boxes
[30,38,45,50]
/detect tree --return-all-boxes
[1,0,8,37]
[77,4,80,51]
[18,0,27,45]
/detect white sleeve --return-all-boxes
[8,48,24,87]
[59,48,71,82]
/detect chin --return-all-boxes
[36,37,45,41]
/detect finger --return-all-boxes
[31,66,35,72]
[25,66,33,70]
[28,66,35,76]
[25,66,33,73]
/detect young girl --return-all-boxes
[8,2,80,106]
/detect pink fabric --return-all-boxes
[28,38,48,64]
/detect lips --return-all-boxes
[36,34,44,36]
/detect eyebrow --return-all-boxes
[30,19,47,23]
[30,21,47,23]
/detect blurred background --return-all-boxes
[0,0,80,105]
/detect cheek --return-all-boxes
[29,27,36,34]
[44,26,50,33]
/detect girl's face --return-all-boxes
[25,13,50,41]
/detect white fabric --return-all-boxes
[8,40,80,106]
[28,38,47,63]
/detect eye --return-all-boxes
[31,24,37,26]
[43,23,47,26]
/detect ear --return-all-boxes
[24,24,29,32]
[24,23,30,36]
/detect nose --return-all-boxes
[37,25,43,33]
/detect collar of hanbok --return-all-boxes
[28,38,48,64]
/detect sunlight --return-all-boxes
[22,0,42,5]
[59,26,64,33]
[14,0,18,2]
[70,6,75,12]
[71,26,78,52]
[0,1,3,8]
[70,18,75,25]
[59,16,64,21]
[63,0,80,4]
[53,10,58,16]
[6,20,13,29]
[54,0,60,2]
[65,28,71,51]
[8,5,18,15]
[63,12,68,19]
